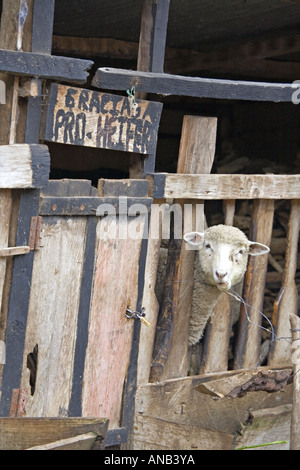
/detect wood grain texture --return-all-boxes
[160,174,300,200]
[234,199,274,370]
[134,414,233,450]
[289,314,300,450]
[0,144,50,188]
[0,417,108,450]
[20,217,87,417]
[268,200,300,367]
[92,67,298,102]
[44,83,162,154]
[0,49,93,83]
[27,432,97,450]
[150,116,217,382]
[135,369,293,440]
[82,215,145,428]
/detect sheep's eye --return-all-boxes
[238,249,246,255]
[205,243,212,252]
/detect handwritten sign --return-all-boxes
[44,84,163,154]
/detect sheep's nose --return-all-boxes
[216,271,228,281]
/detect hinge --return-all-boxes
[28,216,42,250]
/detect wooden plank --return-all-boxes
[150,116,217,382]
[19,217,88,417]
[150,173,300,200]
[81,215,146,429]
[27,432,97,450]
[0,246,30,257]
[0,49,93,83]
[289,314,300,450]
[234,405,291,450]
[92,67,298,102]
[200,200,236,374]
[0,417,108,450]
[39,196,152,216]
[98,178,149,197]
[0,189,40,417]
[0,144,50,188]
[137,205,164,384]
[268,200,300,367]
[0,0,34,368]
[134,414,233,450]
[44,83,163,154]
[137,0,170,74]
[234,200,274,370]
[135,368,293,440]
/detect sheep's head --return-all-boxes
[184,224,270,291]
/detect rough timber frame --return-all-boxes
[0,0,299,451]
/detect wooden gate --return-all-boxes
[0,178,152,447]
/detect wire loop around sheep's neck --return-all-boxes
[228,289,294,345]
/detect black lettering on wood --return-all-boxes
[45,84,163,155]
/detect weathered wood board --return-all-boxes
[20,217,88,416]
[134,414,233,450]
[150,173,300,200]
[27,431,98,450]
[134,368,293,449]
[0,144,50,188]
[81,215,146,429]
[92,67,299,102]
[44,84,163,154]
[234,405,291,450]
[0,49,93,83]
[0,417,108,450]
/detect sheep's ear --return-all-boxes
[183,231,204,247]
[248,241,270,256]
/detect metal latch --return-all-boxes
[125,307,151,327]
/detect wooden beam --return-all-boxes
[138,0,170,74]
[92,67,298,102]
[0,144,50,188]
[0,49,93,84]
[149,174,300,200]
[39,196,152,216]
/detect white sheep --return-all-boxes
[184,224,270,345]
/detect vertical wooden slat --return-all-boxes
[137,205,163,384]
[234,199,274,370]
[0,0,55,416]
[200,200,236,374]
[81,215,146,429]
[150,116,217,381]
[289,313,300,450]
[268,200,300,367]
[0,0,34,369]
[137,0,170,75]
[20,217,88,417]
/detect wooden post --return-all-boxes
[234,199,274,370]
[150,116,217,381]
[289,314,300,450]
[268,200,300,367]
[0,0,34,383]
[200,200,236,374]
